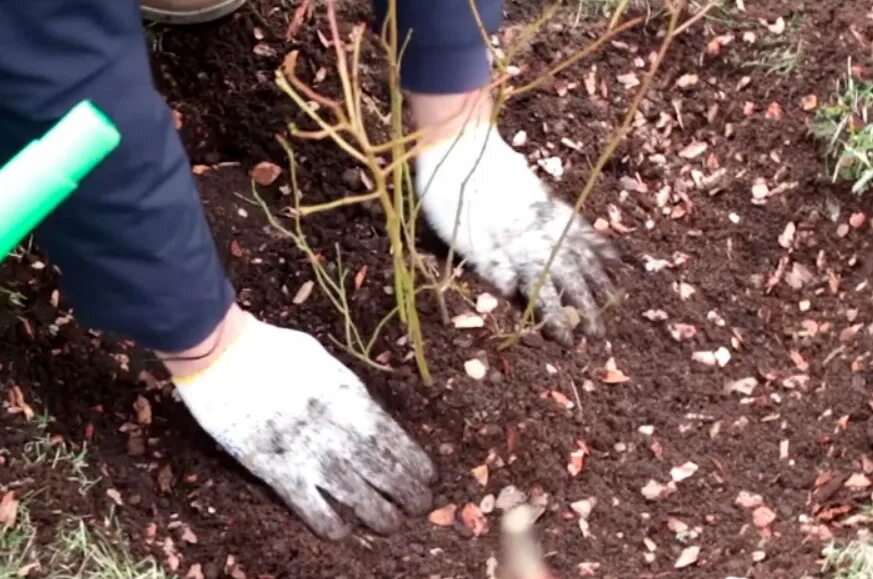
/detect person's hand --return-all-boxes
[173,313,436,539]
[415,123,617,345]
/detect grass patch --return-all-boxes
[746,38,804,76]
[21,435,101,494]
[811,64,873,194]
[18,415,101,494]
[0,502,167,578]
[572,0,652,21]
[0,503,37,578]
[0,287,25,309]
[0,407,162,577]
[744,14,805,76]
[569,0,730,27]
[822,529,873,579]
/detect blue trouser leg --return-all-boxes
[374,0,504,93]
[0,1,235,352]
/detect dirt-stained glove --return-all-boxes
[415,123,617,345]
[173,313,436,539]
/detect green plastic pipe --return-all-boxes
[0,100,121,261]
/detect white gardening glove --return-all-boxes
[415,123,617,345]
[173,313,436,540]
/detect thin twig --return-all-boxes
[503,0,688,349]
[296,192,381,216]
[673,0,717,36]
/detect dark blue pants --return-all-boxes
[0,0,501,352]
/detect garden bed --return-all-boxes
[2,0,873,577]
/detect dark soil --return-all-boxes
[3,1,873,577]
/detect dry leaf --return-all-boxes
[8,386,35,421]
[570,497,597,520]
[285,0,312,40]
[845,473,872,490]
[428,504,457,526]
[172,110,183,130]
[674,545,700,569]
[617,72,640,88]
[670,462,699,482]
[679,141,708,159]
[452,313,485,329]
[785,262,814,289]
[790,350,809,371]
[765,101,783,120]
[464,359,487,380]
[595,358,630,383]
[592,216,608,232]
[157,464,173,493]
[668,517,689,533]
[692,351,717,366]
[641,479,674,501]
[0,492,18,528]
[782,374,809,389]
[253,42,277,57]
[549,390,574,409]
[106,488,123,506]
[764,17,786,34]
[476,293,499,314]
[229,239,243,258]
[471,464,489,487]
[567,441,590,477]
[849,212,867,228]
[537,157,564,179]
[353,266,368,289]
[181,526,198,544]
[676,74,699,88]
[17,562,39,577]
[736,491,764,509]
[292,281,314,305]
[752,506,776,528]
[186,564,206,579]
[778,222,796,248]
[725,377,758,396]
[817,504,852,521]
[251,161,282,186]
[460,502,489,536]
[643,309,669,321]
[751,180,770,199]
[673,281,696,300]
[714,346,731,367]
[667,323,697,342]
[511,130,527,147]
[133,395,152,426]
[840,324,863,342]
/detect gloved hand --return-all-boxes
[173,313,436,539]
[415,123,617,345]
